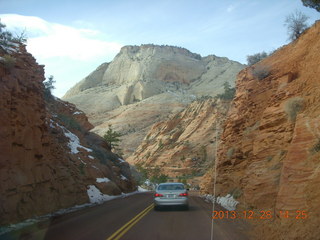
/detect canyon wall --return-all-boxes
[0,42,136,225]
[202,21,320,239]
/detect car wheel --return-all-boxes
[154,205,160,211]
[184,205,189,211]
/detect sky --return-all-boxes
[0,0,319,97]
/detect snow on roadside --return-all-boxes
[203,194,239,211]
[138,186,149,192]
[216,194,239,211]
[1,186,150,236]
[87,185,115,204]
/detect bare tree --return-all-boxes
[301,0,320,12]
[284,10,309,41]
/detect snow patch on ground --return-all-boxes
[0,187,148,236]
[50,119,93,154]
[87,185,115,204]
[73,111,82,115]
[63,130,92,154]
[96,177,110,183]
[118,158,125,163]
[138,186,149,192]
[203,194,239,211]
[120,174,127,181]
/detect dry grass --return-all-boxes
[284,97,304,122]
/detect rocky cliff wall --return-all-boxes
[202,21,320,239]
[0,43,136,225]
[63,45,245,158]
[127,98,230,186]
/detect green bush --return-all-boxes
[0,54,16,69]
[57,114,82,132]
[216,81,236,100]
[247,52,268,66]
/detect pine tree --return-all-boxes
[301,0,320,12]
[103,125,122,150]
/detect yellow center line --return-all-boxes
[106,203,154,240]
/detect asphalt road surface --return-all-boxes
[1,192,250,240]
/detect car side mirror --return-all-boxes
[186,188,190,191]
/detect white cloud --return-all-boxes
[0,14,122,61]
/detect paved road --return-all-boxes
[1,192,250,240]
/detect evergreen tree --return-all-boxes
[216,81,236,100]
[103,125,122,150]
[301,0,320,12]
[43,75,55,100]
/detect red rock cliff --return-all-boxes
[203,21,320,239]
[0,43,136,225]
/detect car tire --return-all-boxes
[184,205,189,211]
[154,205,160,211]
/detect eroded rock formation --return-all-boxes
[0,42,136,225]
[63,44,245,157]
[202,21,320,239]
[128,98,230,186]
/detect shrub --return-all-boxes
[284,97,304,122]
[0,54,16,69]
[226,147,234,160]
[247,52,268,66]
[310,138,320,153]
[79,163,85,175]
[57,113,82,132]
[229,188,242,199]
[91,146,118,165]
[252,65,271,80]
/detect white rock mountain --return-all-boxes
[63,44,245,157]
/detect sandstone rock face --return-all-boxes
[63,45,245,157]
[127,99,230,186]
[201,21,320,239]
[0,43,136,225]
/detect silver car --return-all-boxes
[154,182,189,210]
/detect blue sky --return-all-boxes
[1,0,319,97]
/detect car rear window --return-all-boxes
[158,184,184,190]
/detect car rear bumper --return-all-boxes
[154,197,188,206]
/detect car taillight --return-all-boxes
[154,193,164,197]
[179,193,188,197]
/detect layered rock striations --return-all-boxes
[0,42,136,225]
[202,21,320,239]
[63,44,245,157]
[128,98,230,186]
